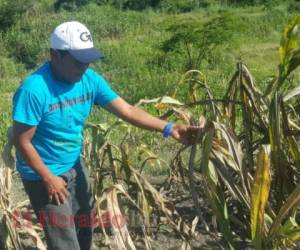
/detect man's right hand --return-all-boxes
[13,121,70,205]
[43,175,69,205]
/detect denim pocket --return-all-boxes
[60,174,69,184]
[59,167,76,185]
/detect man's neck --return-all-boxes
[49,61,67,83]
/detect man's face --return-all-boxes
[51,50,89,83]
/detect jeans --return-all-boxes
[22,160,95,250]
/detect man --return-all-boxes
[12,21,204,250]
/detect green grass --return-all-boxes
[0,1,298,153]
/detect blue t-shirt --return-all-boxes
[12,62,119,180]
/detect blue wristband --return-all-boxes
[163,122,173,138]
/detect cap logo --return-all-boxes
[80,32,93,42]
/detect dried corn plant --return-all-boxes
[170,14,300,250]
[0,166,23,250]
[1,142,46,250]
[82,14,300,250]
[83,121,198,250]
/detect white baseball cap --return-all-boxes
[50,21,104,64]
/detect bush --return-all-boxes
[0,42,26,86]
[95,0,160,10]
[219,0,283,6]
[4,28,47,69]
[93,0,209,11]
[3,15,55,69]
[288,0,300,13]
[53,0,90,11]
[0,0,34,31]
[159,0,209,13]
[160,14,235,70]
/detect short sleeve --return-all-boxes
[94,75,119,107]
[12,87,43,126]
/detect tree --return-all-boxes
[161,14,235,70]
[0,0,33,32]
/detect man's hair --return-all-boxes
[56,49,69,57]
[50,48,69,57]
